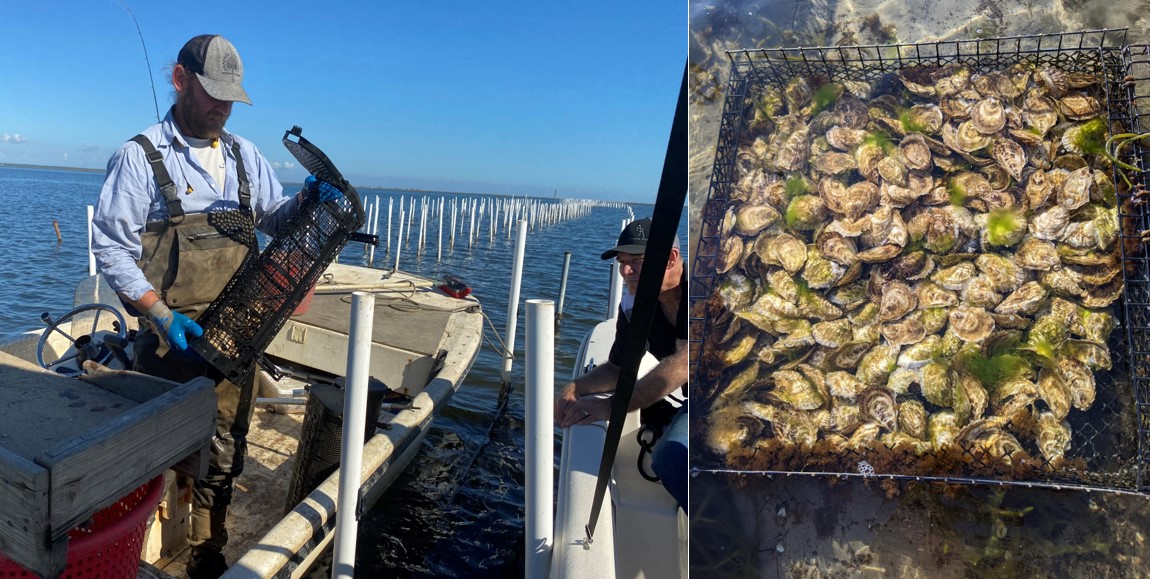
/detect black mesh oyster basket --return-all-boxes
[688,29,1150,493]
[192,127,367,382]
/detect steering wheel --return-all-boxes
[37,304,129,376]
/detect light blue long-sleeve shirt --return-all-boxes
[92,109,302,302]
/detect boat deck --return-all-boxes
[0,264,484,579]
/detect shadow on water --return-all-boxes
[692,471,1150,578]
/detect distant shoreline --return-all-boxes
[0,162,652,205]
[0,162,104,174]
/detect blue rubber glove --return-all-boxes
[304,175,343,203]
[146,301,203,351]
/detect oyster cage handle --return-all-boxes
[282,125,366,224]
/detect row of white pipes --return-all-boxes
[358,194,616,268]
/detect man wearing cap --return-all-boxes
[91,34,338,578]
[554,217,688,511]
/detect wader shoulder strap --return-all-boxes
[229,140,252,212]
[130,135,185,224]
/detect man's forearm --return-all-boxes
[626,344,689,412]
[571,362,622,396]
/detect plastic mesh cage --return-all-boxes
[192,128,366,382]
[284,379,389,513]
[687,29,1150,493]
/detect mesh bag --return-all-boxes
[688,29,1150,493]
[192,127,367,382]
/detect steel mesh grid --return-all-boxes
[1118,44,1150,491]
[688,29,1150,492]
[193,131,366,382]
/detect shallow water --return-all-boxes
[688,2,1150,576]
[0,166,686,576]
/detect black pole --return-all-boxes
[584,62,688,541]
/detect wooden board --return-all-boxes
[0,353,216,578]
[289,293,455,356]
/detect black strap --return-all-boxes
[230,140,252,212]
[130,134,184,224]
[585,63,688,541]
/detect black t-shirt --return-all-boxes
[607,265,688,366]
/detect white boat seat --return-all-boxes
[610,410,683,579]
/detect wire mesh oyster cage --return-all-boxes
[687,29,1150,493]
[192,127,369,382]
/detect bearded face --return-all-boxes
[175,67,232,139]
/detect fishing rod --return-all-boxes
[114,0,161,122]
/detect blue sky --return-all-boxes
[0,2,683,202]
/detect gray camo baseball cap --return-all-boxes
[178,34,252,105]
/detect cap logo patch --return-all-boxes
[634,224,646,239]
[220,53,239,78]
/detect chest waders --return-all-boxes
[129,134,260,553]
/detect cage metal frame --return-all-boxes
[687,28,1150,493]
[192,128,367,382]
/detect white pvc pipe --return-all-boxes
[608,260,623,320]
[500,219,528,385]
[437,197,444,263]
[524,299,554,579]
[87,205,96,276]
[394,209,405,273]
[331,291,375,579]
[387,198,393,253]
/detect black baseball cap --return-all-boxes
[600,217,679,260]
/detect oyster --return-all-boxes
[1037,367,1072,420]
[954,120,993,151]
[859,387,898,431]
[826,370,868,400]
[1029,205,1071,240]
[801,246,848,289]
[717,235,743,275]
[898,334,942,369]
[1035,411,1072,464]
[734,204,782,236]
[813,151,858,175]
[786,195,829,231]
[768,369,827,411]
[856,142,885,183]
[783,76,813,113]
[961,276,1003,309]
[898,400,929,440]
[1015,237,1061,270]
[878,156,909,187]
[882,317,927,346]
[879,281,918,322]
[856,343,900,386]
[1059,93,1101,120]
[826,126,869,151]
[815,231,859,266]
[917,281,960,307]
[928,411,962,449]
[899,133,934,171]
[761,232,808,274]
[993,377,1038,419]
[820,178,879,220]
[990,138,1026,181]
[971,98,1007,134]
[765,268,800,304]
[904,104,944,134]
[959,418,1024,463]
[994,281,1049,316]
[1057,357,1096,411]
[1058,166,1093,212]
[932,261,978,291]
[920,361,953,407]
[976,253,1024,293]
[949,306,996,342]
